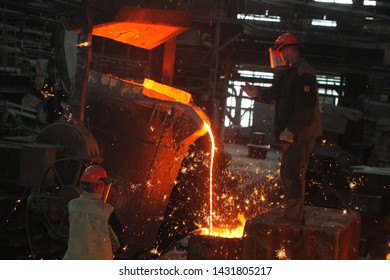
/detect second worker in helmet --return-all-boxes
[63,165,121,260]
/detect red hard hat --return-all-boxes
[274,33,299,55]
[81,165,108,184]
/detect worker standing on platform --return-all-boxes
[63,165,120,259]
[242,33,322,224]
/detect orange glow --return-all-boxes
[103,74,210,137]
[142,78,192,104]
[87,7,193,50]
[386,241,390,260]
[105,74,192,105]
[92,22,186,50]
[203,121,215,234]
[275,246,289,260]
[348,179,357,191]
[199,213,246,238]
[74,41,91,47]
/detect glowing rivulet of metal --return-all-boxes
[203,121,215,234]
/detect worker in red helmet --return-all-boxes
[242,33,322,224]
[270,33,300,68]
[63,165,120,259]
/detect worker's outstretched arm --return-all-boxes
[241,82,276,104]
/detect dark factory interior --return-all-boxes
[0,0,390,260]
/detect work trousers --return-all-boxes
[280,137,316,222]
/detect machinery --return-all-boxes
[0,4,216,260]
[1,1,389,260]
[0,122,100,259]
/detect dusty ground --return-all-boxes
[223,143,281,189]
[158,144,389,260]
[219,143,284,222]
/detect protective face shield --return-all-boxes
[99,177,115,203]
[268,47,285,68]
[269,33,299,68]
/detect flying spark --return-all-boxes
[74,41,91,47]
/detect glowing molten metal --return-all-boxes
[203,121,215,234]
[201,121,247,238]
[200,213,246,238]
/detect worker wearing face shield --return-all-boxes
[63,165,121,260]
[242,33,322,224]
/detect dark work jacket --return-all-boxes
[255,57,322,141]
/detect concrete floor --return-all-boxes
[156,143,285,260]
[158,143,389,260]
[223,143,281,189]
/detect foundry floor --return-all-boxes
[157,143,283,260]
[223,143,281,189]
[157,143,389,260]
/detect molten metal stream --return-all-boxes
[203,122,215,234]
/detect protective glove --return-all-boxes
[279,128,294,143]
[241,82,258,99]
